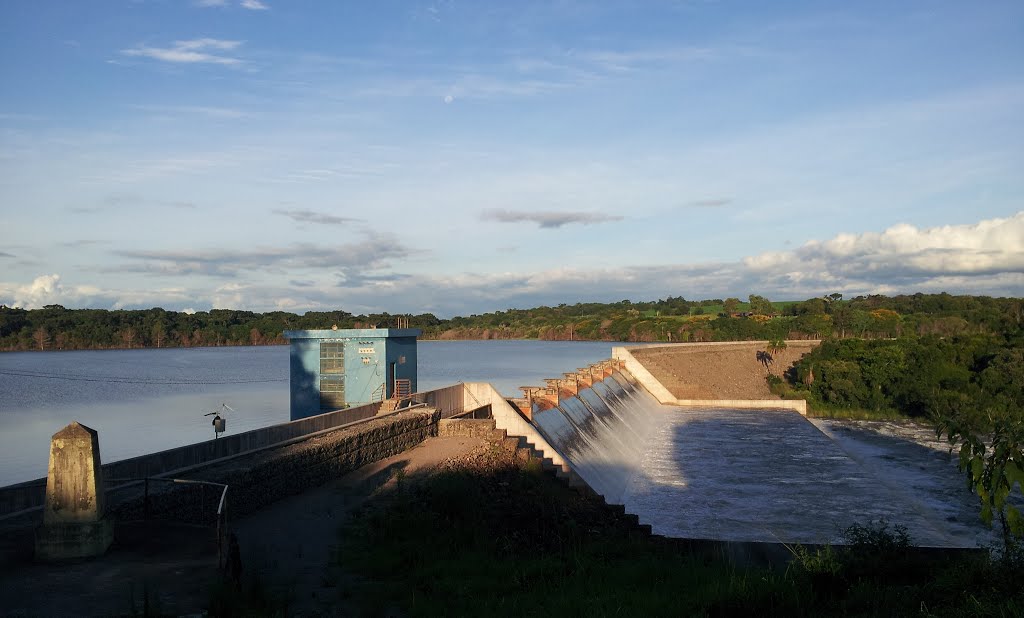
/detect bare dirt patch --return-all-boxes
[631,341,820,399]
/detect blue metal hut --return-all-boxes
[283,327,420,420]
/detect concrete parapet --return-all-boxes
[612,346,678,404]
[674,398,808,415]
[462,382,570,473]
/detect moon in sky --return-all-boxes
[444,95,454,104]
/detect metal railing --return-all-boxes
[108,476,230,566]
[393,378,412,399]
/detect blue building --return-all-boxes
[283,328,420,420]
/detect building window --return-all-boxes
[320,342,344,374]
[320,342,345,408]
[320,376,345,409]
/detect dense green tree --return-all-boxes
[748,294,774,315]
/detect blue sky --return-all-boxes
[1,0,1022,316]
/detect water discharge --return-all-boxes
[530,371,993,548]
[531,371,663,504]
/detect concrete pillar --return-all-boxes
[35,422,114,561]
[557,376,579,399]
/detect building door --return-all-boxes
[387,362,396,399]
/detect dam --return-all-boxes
[0,342,995,614]
[0,343,989,560]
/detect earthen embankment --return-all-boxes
[629,341,820,400]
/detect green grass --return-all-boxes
[331,456,1023,617]
[805,407,910,421]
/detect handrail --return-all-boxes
[393,378,412,399]
[107,476,230,566]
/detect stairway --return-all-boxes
[377,399,402,415]
[438,418,571,480]
[438,416,653,538]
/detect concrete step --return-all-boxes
[377,399,400,415]
[501,436,520,453]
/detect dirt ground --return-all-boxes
[0,434,489,617]
[631,341,820,399]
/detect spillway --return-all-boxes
[530,371,663,505]
[527,368,990,548]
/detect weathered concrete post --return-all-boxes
[34,422,114,561]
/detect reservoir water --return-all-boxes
[0,340,615,486]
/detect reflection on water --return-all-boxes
[0,340,615,486]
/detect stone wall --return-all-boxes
[111,408,440,523]
[437,418,499,438]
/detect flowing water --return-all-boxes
[531,372,663,504]
[532,373,991,547]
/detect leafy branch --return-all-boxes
[938,408,1024,553]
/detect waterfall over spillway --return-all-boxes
[530,371,664,504]
[519,364,991,547]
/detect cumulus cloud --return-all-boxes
[273,209,362,225]
[121,38,243,66]
[4,213,1021,315]
[481,209,624,229]
[0,273,202,311]
[743,212,1024,291]
[0,274,186,310]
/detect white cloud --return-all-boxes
[240,0,269,9]
[121,39,243,66]
[745,212,1024,279]
[4,213,1021,315]
[0,274,191,310]
[6,274,64,308]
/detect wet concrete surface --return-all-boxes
[624,408,992,547]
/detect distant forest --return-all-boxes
[1,293,1022,352]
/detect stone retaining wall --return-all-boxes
[437,419,499,438]
[112,408,440,523]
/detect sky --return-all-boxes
[1,1,1022,317]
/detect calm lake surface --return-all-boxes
[0,341,616,486]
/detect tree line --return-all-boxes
[1,293,1021,352]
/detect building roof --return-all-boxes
[283,328,421,339]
